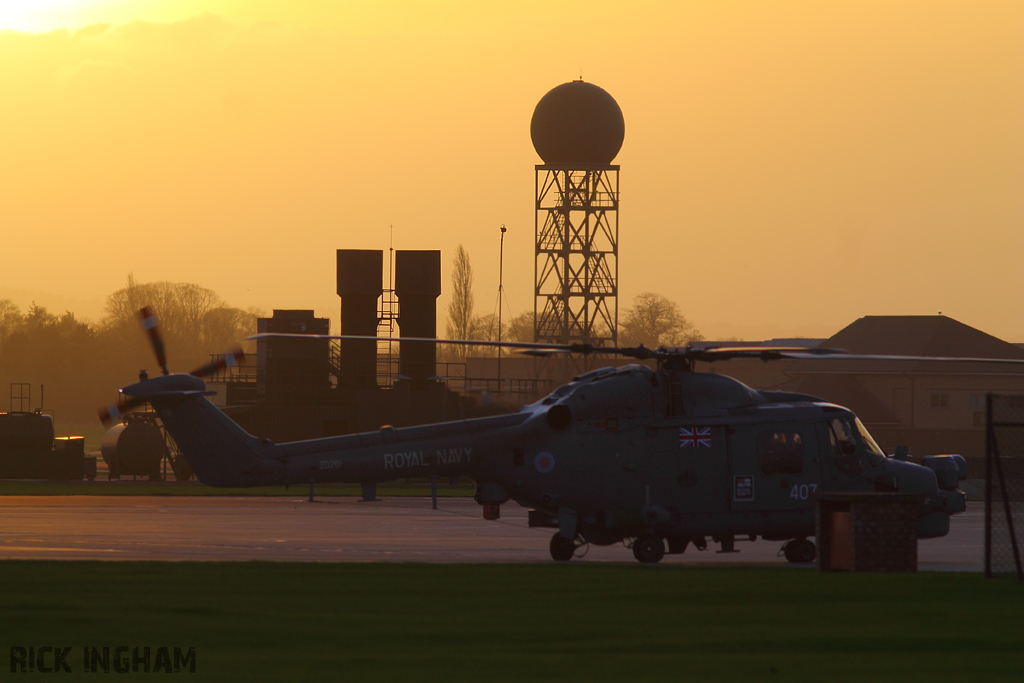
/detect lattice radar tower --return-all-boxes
[531,81,624,346]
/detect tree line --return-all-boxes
[0,251,704,424]
[0,276,259,424]
[444,244,704,357]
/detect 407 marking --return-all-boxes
[788,483,818,500]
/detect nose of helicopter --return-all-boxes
[884,458,967,538]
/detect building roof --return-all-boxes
[790,315,1024,375]
[770,373,901,425]
[692,338,824,350]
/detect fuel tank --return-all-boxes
[101,422,167,479]
[0,412,54,450]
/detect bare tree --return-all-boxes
[446,244,475,344]
[103,274,146,327]
[506,310,535,343]
[202,306,257,352]
[619,292,703,348]
[101,275,257,367]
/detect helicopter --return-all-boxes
[101,307,1021,564]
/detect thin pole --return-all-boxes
[986,393,993,577]
[497,224,506,391]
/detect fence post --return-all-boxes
[985,393,1024,580]
[986,393,993,578]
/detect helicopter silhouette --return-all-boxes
[101,308,1022,564]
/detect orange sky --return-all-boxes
[1,1,1021,342]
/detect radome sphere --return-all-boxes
[530,81,624,165]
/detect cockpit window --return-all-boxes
[828,418,858,456]
[855,418,885,458]
[828,416,885,477]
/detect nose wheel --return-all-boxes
[782,538,816,564]
[632,534,666,564]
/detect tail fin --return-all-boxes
[121,374,264,487]
[150,394,263,487]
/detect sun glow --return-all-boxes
[0,0,90,31]
[0,0,207,32]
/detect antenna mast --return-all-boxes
[497,224,507,390]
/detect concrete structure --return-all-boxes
[337,250,383,388]
[207,249,472,444]
[394,250,441,383]
[816,493,923,572]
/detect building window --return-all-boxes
[973,411,985,428]
[968,394,985,410]
[931,393,949,408]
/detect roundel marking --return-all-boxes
[534,451,555,473]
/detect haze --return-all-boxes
[1,1,1021,341]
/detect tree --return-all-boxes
[444,245,475,359]
[471,314,504,350]
[618,292,703,348]
[506,310,535,343]
[0,299,23,344]
[0,279,256,423]
[446,245,475,340]
[101,275,256,366]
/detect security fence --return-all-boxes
[985,394,1024,579]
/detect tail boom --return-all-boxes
[126,374,530,488]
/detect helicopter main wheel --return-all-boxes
[549,533,577,562]
[783,538,816,564]
[632,534,666,564]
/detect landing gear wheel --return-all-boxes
[550,533,576,562]
[783,538,816,564]
[633,534,666,564]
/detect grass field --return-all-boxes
[0,562,1020,682]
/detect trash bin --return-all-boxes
[814,493,924,572]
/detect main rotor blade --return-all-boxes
[685,346,846,362]
[246,334,1024,367]
[138,306,169,376]
[780,352,1024,365]
[246,333,602,353]
[690,346,1024,365]
[519,348,573,357]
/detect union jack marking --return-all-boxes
[679,427,712,448]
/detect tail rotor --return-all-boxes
[138,306,169,376]
[99,394,148,428]
[189,347,245,379]
[98,307,246,426]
